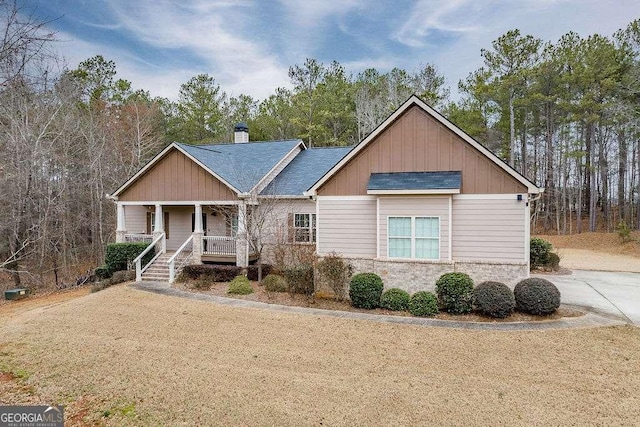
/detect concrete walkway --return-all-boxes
[538,270,640,325]
[130,281,625,331]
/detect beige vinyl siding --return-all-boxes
[163,207,193,250]
[452,196,525,261]
[263,199,316,244]
[124,205,148,234]
[379,196,449,260]
[317,197,376,257]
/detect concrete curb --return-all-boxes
[130,282,627,331]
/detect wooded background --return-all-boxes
[1,1,638,286]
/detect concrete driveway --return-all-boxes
[539,270,640,325]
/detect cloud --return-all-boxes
[393,0,481,48]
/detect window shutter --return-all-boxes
[164,212,170,239]
[146,212,151,234]
[287,213,294,243]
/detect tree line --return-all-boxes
[0,0,638,287]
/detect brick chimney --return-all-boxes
[234,122,249,143]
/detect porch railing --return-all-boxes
[167,234,195,283]
[133,232,166,282]
[125,233,153,243]
[203,236,236,256]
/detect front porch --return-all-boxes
[115,201,257,281]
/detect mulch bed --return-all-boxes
[174,280,584,323]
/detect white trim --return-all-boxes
[315,195,377,201]
[252,142,305,195]
[315,197,320,254]
[376,197,380,258]
[525,196,531,267]
[307,95,541,195]
[448,196,452,261]
[367,189,459,195]
[386,215,440,260]
[292,212,317,244]
[118,200,244,206]
[453,194,522,200]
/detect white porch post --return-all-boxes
[116,203,126,243]
[192,204,204,261]
[153,204,166,252]
[236,201,249,267]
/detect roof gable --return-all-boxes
[112,139,303,198]
[307,95,541,195]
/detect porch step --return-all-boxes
[140,251,192,282]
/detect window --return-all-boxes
[388,216,439,259]
[293,213,316,243]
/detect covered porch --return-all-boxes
[115,201,257,274]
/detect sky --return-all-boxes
[24,0,640,102]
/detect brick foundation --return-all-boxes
[338,257,529,294]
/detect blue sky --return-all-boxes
[25,0,640,102]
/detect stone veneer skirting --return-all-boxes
[332,257,529,294]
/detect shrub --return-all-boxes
[247,264,273,281]
[111,270,135,284]
[349,273,384,309]
[95,265,112,280]
[473,281,515,318]
[316,252,353,300]
[228,275,253,295]
[263,274,287,293]
[514,278,561,315]
[408,291,439,317]
[530,238,552,269]
[191,276,213,290]
[105,242,153,272]
[283,264,314,296]
[617,221,632,243]
[435,272,474,314]
[180,265,242,282]
[547,252,560,269]
[380,288,411,311]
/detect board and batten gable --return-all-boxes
[118,148,238,202]
[316,106,527,196]
[378,196,450,260]
[452,195,526,262]
[316,197,376,257]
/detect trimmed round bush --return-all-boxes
[228,275,253,295]
[263,274,287,293]
[408,291,439,317]
[514,278,561,315]
[435,272,474,314]
[380,288,411,311]
[473,281,515,318]
[530,238,552,269]
[349,273,384,309]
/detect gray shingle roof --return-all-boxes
[261,146,353,196]
[177,140,302,193]
[367,171,462,191]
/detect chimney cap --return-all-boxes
[234,122,249,132]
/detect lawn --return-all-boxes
[1,284,639,426]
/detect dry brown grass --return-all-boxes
[536,232,640,272]
[1,285,639,426]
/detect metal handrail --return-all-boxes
[203,235,236,255]
[167,234,194,283]
[134,232,165,281]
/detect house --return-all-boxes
[110,95,542,289]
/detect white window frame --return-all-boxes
[294,213,316,243]
[387,216,440,260]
